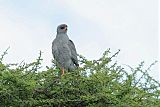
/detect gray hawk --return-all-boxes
[52,24,79,75]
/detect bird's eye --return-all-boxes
[60,27,65,29]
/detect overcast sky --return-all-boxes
[0,0,159,80]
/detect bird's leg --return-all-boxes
[61,68,65,76]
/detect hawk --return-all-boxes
[52,24,79,75]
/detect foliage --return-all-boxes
[0,49,160,107]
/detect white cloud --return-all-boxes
[0,5,53,67]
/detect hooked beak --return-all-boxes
[64,27,67,31]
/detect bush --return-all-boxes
[0,49,160,107]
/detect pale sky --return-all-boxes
[0,0,159,81]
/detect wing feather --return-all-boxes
[68,40,79,67]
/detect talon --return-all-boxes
[61,68,65,76]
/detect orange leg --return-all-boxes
[61,68,65,76]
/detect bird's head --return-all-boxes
[57,24,68,34]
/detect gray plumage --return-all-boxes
[52,24,79,72]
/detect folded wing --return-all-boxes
[68,40,79,67]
